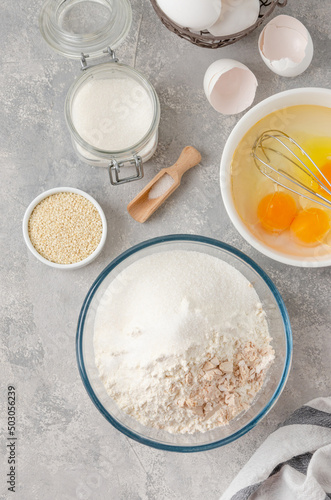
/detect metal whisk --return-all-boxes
[252,130,331,209]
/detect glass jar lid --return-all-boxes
[39,0,132,59]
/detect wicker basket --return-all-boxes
[150,0,288,49]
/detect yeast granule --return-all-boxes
[28,192,103,265]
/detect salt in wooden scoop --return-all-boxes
[127,146,202,223]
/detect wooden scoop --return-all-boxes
[127,146,202,223]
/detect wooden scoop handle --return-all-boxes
[167,146,202,179]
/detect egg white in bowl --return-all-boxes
[220,88,331,267]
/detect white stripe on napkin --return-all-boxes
[220,397,331,500]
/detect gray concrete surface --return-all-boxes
[1,0,330,498]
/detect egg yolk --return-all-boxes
[290,208,330,246]
[316,162,331,199]
[257,192,297,233]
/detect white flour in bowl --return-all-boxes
[93,250,274,434]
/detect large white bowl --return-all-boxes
[220,87,331,267]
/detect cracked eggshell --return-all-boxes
[259,15,314,77]
[209,0,260,37]
[156,0,222,31]
[204,59,258,115]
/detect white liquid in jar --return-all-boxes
[71,77,154,151]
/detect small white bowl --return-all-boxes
[220,87,331,268]
[23,187,107,269]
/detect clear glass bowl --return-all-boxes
[76,235,292,452]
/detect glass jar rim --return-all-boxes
[65,62,161,159]
[39,0,132,59]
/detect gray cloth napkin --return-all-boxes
[221,397,331,500]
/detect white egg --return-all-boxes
[204,59,258,115]
[259,15,314,77]
[209,0,260,37]
[156,0,222,31]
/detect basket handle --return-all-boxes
[277,0,288,6]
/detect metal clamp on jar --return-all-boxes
[40,0,161,185]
